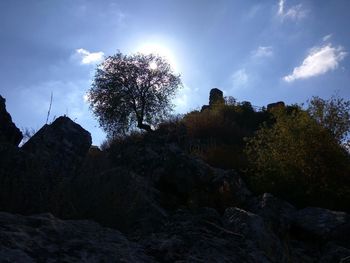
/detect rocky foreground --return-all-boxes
[0,95,349,262]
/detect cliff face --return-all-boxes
[0,95,349,262]
[0,95,22,146]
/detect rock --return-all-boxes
[319,242,350,263]
[293,207,350,241]
[22,116,92,177]
[209,88,225,107]
[0,211,155,262]
[223,207,288,263]
[0,95,23,146]
[71,167,168,237]
[293,207,350,245]
[267,101,285,111]
[0,116,92,215]
[141,207,252,262]
[248,193,296,236]
[210,168,252,212]
[200,104,210,111]
[108,139,252,211]
[201,88,225,111]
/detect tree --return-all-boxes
[88,52,182,136]
[306,95,350,146]
[245,106,350,210]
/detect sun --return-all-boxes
[136,42,179,72]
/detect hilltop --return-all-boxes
[0,93,349,262]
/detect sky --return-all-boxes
[1,0,350,145]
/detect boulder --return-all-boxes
[223,207,288,262]
[0,212,155,262]
[293,207,350,242]
[0,95,23,146]
[248,193,296,236]
[22,116,92,177]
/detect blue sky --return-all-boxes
[1,0,349,145]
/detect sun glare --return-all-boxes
[149,61,158,70]
[136,43,178,72]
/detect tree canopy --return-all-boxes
[88,52,182,137]
[245,106,350,209]
[306,95,350,146]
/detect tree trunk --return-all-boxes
[137,122,153,132]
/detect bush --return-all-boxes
[245,106,350,211]
[182,104,269,170]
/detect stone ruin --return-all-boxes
[201,88,225,111]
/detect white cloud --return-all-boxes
[323,34,332,42]
[277,0,307,21]
[283,44,347,82]
[252,46,273,58]
[76,48,104,65]
[231,69,248,88]
[278,0,285,16]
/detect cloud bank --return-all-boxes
[284,44,347,82]
[76,48,104,65]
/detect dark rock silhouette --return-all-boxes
[104,137,252,212]
[72,167,168,237]
[267,101,285,111]
[0,95,349,262]
[0,115,92,215]
[0,212,154,262]
[0,95,23,146]
[22,116,92,177]
[201,88,225,111]
[294,207,350,242]
[248,193,297,236]
[209,88,225,107]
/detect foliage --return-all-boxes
[245,106,350,210]
[182,102,269,170]
[88,52,182,137]
[306,94,350,146]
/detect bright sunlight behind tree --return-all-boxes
[88,52,182,137]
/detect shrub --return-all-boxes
[182,104,269,170]
[245,106,350,211]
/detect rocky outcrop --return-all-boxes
[0,212,154,262]
[293,207,350,242]
[0,116,92,215]
[2,206,349,262]
[1,95,350,262]
[209,88,225,107]
[267,101,285,111]
[71,167,168,237]
[22,116,92,177]
[201,88,225,111]
[248,193,296,236]
[141,208,251,262]
[223,207,288,262]
[0,95,23,146]
[106,138,252,212]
